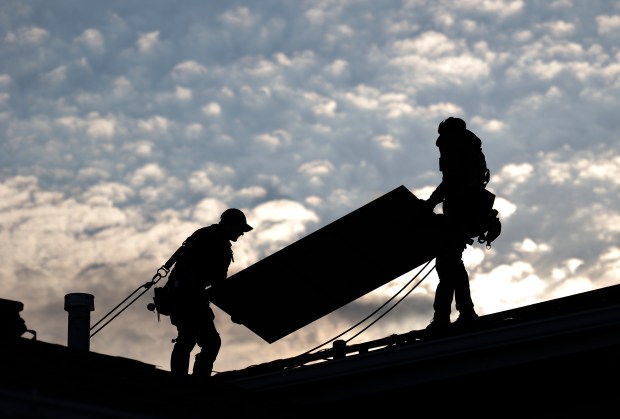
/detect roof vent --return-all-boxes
[64,293,94,350]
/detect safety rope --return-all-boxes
[301,259,436,356]
[89,266,169,338]
[89,243,185,339]
[344,262,436,344]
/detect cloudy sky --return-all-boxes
[2,0,620,374]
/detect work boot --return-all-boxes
[454,311,479,328]
[192,353,213,379]
[425,315,451,332]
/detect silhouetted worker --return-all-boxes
[422,117,491,331]
[168,208,253,377]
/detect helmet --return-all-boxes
[438,117,466,135]
[220,208,253,232]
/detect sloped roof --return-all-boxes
[212,283,620,416]
[3,284,620,418]
[2,337,298,418]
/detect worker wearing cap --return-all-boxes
[167,208,253,378]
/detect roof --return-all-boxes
[3,283,620,418]
[212,283,620,416]
[2,335,297,418]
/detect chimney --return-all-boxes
[64,293,94,350]
[0,298,28,341]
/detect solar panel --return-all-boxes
[209,185,441,343]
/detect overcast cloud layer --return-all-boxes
[2,0,620,373]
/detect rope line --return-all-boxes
[302,260,435,356]
[345,262,435,344]
[89,244,184,339]
[89,267,168,338]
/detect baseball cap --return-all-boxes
[220,208,253,232]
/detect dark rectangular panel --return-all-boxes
[209,185,441,343]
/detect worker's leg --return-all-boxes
[170,321,197,376]
[192,306,221,377]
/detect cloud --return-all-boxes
[202,102,221,116]
[75,28,105,53]
[171,60,208,80]
[251,199,319,247]
[596,14,620,35]
[219,7,257,29]
[4,26,49,44]
[136,31,159,54]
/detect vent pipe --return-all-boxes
[332,339,347,359]
[64,293,94,350]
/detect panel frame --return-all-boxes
[209,186,441,343]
